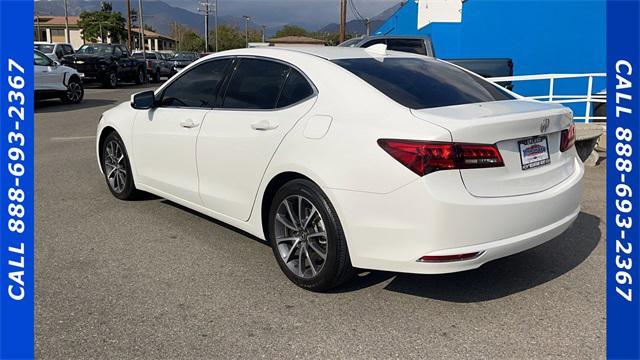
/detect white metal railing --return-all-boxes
[488,73,606,123]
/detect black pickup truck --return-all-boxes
[62,43,146,88]
[339,35,513,89]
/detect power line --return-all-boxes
[349,0,366,21]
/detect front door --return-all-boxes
[132,58,233,204]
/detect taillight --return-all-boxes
[378,139,504,176]
[560,124,575,152]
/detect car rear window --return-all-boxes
[332,57,514,109]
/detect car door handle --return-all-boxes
[251,120,279,131]
[180,119,200,128]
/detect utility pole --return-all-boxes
[365,18,371,36]
[126,0,133,50]
[63,0,70,43]
[243,15,251,48]
[138,0,146,65]
[261,25,266,43]
[35,10,41,41]
[199,1,211,52]
[339,0,347,43]
[214,0,218,52]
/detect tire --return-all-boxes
[101,132,138,200]
[60,77,84,104]
[134,67,145,84]
[153,70,161,83]
[103,71,117,89]
[268,179,354,291]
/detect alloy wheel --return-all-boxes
[66,82,82,103]
[103,140,127,193]
[109,73,117,87]
[274,195,328,278]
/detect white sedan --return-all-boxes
[96,46,583,291]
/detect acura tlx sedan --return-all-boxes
[96,46,583,291]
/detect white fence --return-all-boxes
[488,73,606,123]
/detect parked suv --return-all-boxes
[34,49,84,104]
[170,52,200,74]
[34,42,75,62]
[132,51,172,83]
[63,43,146,88]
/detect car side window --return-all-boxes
[160,59,232,108]
[63,45,74,55]
[222,58,290,110]
[120,46,130,56]
[385,39,428,56]
[34,51,51,66]
[113,46,123,57]
[277,69,315,108]
[362,39,386,48]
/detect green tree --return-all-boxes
[78,1,126,43]
[274,25,309,38]
[210,25,261,52]
[180,31,205,52]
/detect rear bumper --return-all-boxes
[329,157,584,274]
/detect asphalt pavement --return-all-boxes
[35,82,606,359]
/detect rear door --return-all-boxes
[132,58,232,203]
[197,58,316,220]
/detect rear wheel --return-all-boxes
[103,71,117,88]
[101,132,138,200]
[135,67,145,84]
[60,78,84,104]
[268,179,354,291]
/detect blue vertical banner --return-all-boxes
[0,0,35,359]
[607,0,640,359]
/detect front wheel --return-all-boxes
[268,179,354,291]
[134,67,145,84]
[101,132,138,200]
[61,78,84,104]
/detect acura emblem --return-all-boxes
[540,118,550,133]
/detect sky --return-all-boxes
[162,0,402,28]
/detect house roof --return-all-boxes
[34,16,80,27]
[131,27,175,41]
[268,36,326,45]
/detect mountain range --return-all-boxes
[34,0,403,38]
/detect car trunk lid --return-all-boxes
[411,100,576,197]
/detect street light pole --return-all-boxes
[63,0,70,43]
[199,1,211,52]
[243,15,251,48]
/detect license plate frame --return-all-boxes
[518,136,551,170]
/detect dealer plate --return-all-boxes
[518,136,550,170]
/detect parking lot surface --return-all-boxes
[35,84,605,359]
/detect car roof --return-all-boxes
[216,46,428,61]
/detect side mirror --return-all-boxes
[131,90,156,110]
[53,61,61,67]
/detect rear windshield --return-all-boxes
[332,57,514,109]
[34,44,54,53]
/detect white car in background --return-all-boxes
[35,49,84,104]
[96,46,583,291]
[34,41,75,61]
